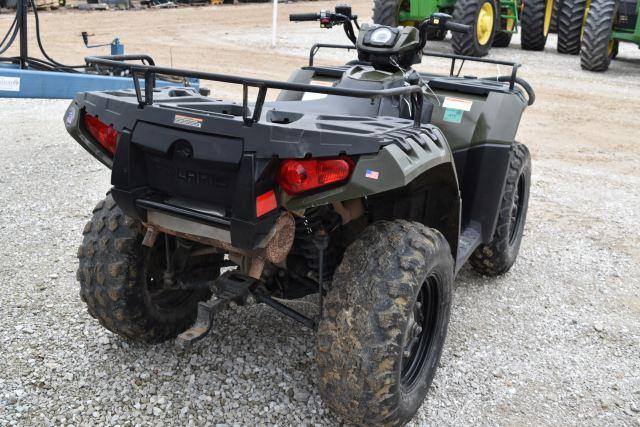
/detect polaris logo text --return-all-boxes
[151,161,228,188]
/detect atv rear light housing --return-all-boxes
[83,114,119,156]
[276,158,353,195]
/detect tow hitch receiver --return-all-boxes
[176,271,316,350]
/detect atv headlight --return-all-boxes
[370,27,394,45]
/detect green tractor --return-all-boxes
[372,0,557,56]
[555,0,639,70]
[581,0,639,70]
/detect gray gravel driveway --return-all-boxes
[0,43,639,425]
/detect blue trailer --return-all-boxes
[0,0,197,99]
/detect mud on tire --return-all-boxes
[77,194,217,343]
[316,220,454,426]
[470,143,531,276]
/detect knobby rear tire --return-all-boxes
[77,194,215,343]
[317,220,454,426]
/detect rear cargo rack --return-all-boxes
[85,54,425,127]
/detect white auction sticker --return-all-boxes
[442,96,473,112]
[0,76,20,92]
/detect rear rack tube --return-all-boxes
[85,55,425,127]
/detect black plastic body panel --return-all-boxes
[109,128,280,250]
[453,143,511,243]
[132,122,244,164]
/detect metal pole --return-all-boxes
[19,0,28,69]
[271,0,278,47]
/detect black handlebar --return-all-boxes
[416,14,472,51]
[291,9,471,53]
[290,9,359,45]
[444,21,472,33]
[289,13,321,22]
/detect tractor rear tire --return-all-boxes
[549,0,563,33]
[452,0,498,57]
[77,194,219,343]
[373,0,400,26]
[317,220,453,426]
[521,0,554,50]
[557,0,587,54]
[493,12,515,47]
[492,31,513,47]
[470,143,531,276]
[610,39,619,59]
[580,0,616,71]
[493,4,516,47]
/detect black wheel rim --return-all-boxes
[508,173,526,245]
[401,275,440,391]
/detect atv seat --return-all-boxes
[262,96,433,125]
[302,60,372,79]
[302,65,349,79]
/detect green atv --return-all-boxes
[555,0,639,70]
[373,0,556,56]
[65,6,534,425]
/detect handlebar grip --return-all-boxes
[289,13,321,22]
[445,21,472,33]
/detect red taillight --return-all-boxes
[83,114,119,156]
[276,158,353,195]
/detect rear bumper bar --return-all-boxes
[112,187,279,252]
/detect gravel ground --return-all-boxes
[1,1,640,425]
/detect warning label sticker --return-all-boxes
[442,97,473,112]
[174,114,203,128]
[0,76,20,92]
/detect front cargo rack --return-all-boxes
[85,54,425,127]
[306,44,524,90]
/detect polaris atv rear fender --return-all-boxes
[283,125,455,209]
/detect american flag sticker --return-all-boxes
[365,169,380,180]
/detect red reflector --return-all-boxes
[256,190,278,217]
[83,114,119,156]
[276,158,352,195]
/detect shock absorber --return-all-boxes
[288,205,342,284]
